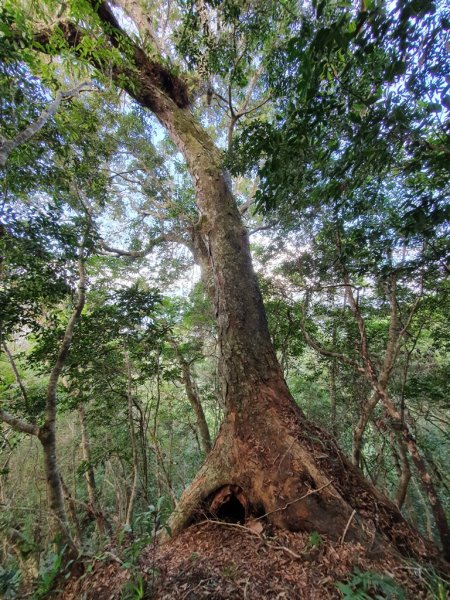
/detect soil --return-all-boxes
[58,520,445,599]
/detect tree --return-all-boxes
[0,225,87,553]
[0,60,117,549]
[1,0,445,560]
[228,0,449,553]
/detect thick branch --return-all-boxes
[85,0,189,108]
[352,390,380,466]
[0,409,39,436]
[114,0,164,55]
[343,277,378,384]
[170,341,212,455]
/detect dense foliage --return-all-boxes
[0,0,448,596]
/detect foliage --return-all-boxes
[33,546,67,600]
[336,568,406,599]
[0,0,449,596]
[121,574,146,600]
[0,562,22,600]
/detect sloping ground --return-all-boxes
[58,521,446,599]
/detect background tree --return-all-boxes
[0,3,448,593]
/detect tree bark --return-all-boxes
[173,344,212,455]
[0,82,89,167]
[352,390,379,467]
[1,242,87,554]
[33,3,443,561]
[60,476,82,547]
[125,352,139,527]
[141,99,427,555]
[339,272,449,556]
[79,404,106,536]
[391,434,411,510]
[37,242,87,552]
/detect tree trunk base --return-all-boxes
[165,380,437,561]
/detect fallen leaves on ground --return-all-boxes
[59,521,438,599]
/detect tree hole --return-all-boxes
[215,494,246,524]
[208,484,248,524]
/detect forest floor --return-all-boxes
[57,521,445,599]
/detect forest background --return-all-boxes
[0,0,449,597]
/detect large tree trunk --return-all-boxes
[145,97,431,558]
[44,2,442,560]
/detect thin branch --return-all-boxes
[0,81,93,167]
[395,295,421,352]
[255,480,333,520]
[239,196,256,216]
[378,275,399,385]
[46,234,88,425]
[248,221,278,236]
[197,519,260,536]
[340,509,356,544]
[1,340,29,406]
[227,82,236,118]
[236,64,264,116]
[299,304,364,373]
[342,275,378,384]
[236,95,271,119]
[99,231,180,257]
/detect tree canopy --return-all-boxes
[0,0,449,597]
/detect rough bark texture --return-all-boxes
[142,96,431,558]
[37,2,444,562]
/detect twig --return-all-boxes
[274,438,295,471]
[197,518,304,561]
[266,541,303,560]
[196,519,260,536]
[100,550,123,564]
[340,509,356,544]
[182,580,205,599]
[1,339,29,407]
[255,480,333,521]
